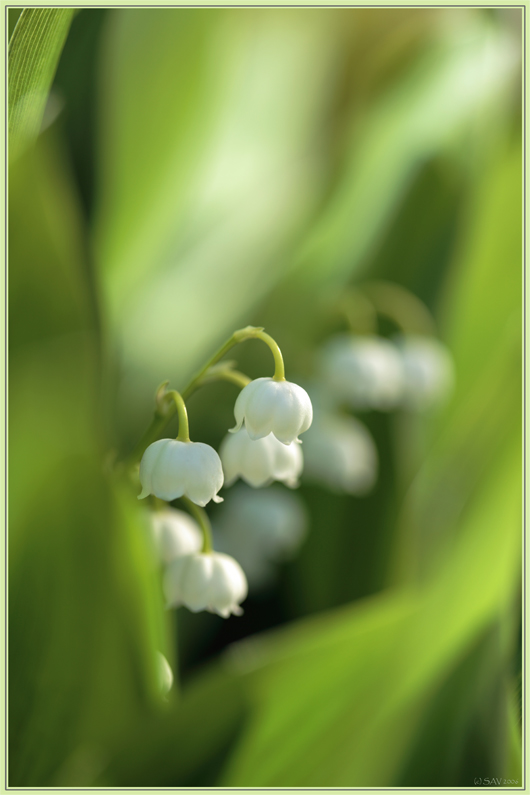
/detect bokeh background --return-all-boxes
[8,6,523,787]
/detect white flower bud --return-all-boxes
[219,428,303,489]
[214,484,308,590]
[319,334,404,411]
[230,377,313,444]
[149,507,202,564]
[302,412,378,495]
[138,439,224,506]
[156,652,173,695]
[395,335,455,410]
[163,551,248,618]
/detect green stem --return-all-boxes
[180,496,213,553]
[166,391,190,442]
[127,326,284,464]
[199,368,251,390]
[251,329,285,381]
[361,281,436,336]
[181,325,284,398]
[339,288,378,334]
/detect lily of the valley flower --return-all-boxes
[302,412,378,495]
[214,484,308,590]
[230,377,313,444]
[319,334,404,411]
[163,551,248,617]
[149,507,202,564]
[220,427,303,488]
[138,439,224,506]
[395,335,455,410]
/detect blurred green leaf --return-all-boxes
[291,13,519,289]
[95,664,248,786]
[8,9,74,156]
[396,624,517,785]
[93,9,342,421]
[215,430,519,787]
[9,133,169,786]
[391,136,522,584]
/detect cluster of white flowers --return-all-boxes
[318,333,454,413]
[147,506,248,618]
[132,313,453,621]
[136,341,314,619]
[301,302,454,497]
[138,377,312,508]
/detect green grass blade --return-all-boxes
[8,9,74,155]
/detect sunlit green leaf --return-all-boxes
[8,9,74,155]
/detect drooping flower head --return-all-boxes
[394,334,455,410]
[319,334,404,411]
[138,439,224,506]
[302,412,378,495]
[149,507,202,564]
[214,484,308,590]
[230,377,313,445]
[163,551,248,617]
[220,427,303,489]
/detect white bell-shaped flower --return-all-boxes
[319,334,404,411]
[395,335,455,410]
[231,377,313,444]
[302,412,378,495]
[149,507,202,564]
[156,652,174,695]
[214,484,308,590]
[138,439,224,506]
[163,551,248,618]
[220,427,303,489]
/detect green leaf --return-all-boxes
[290,13,519,289]
[9,132,169,786]
[93,9,344,413]
[8,8,74,155]
[216,432,520,787]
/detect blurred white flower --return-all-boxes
[163,551,247,618]
[230,377,313,444]
[302,412,378,495]
[220,427,303,489]
[319,334,404,411]
[138,439,224,506]
[149,507,202,564]
[214,484,308,590]
[395,335,455,410]
[156,652,173,695]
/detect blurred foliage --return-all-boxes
[8,6,522,788]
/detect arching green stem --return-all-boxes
[182,325,285,398]
[361,281,436,336]
[339,288,378,334]
[199,368,251,390]
[180,496,213,553]
[127,326,285,464]
[250,329,285,381]
[166,390,190,442]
